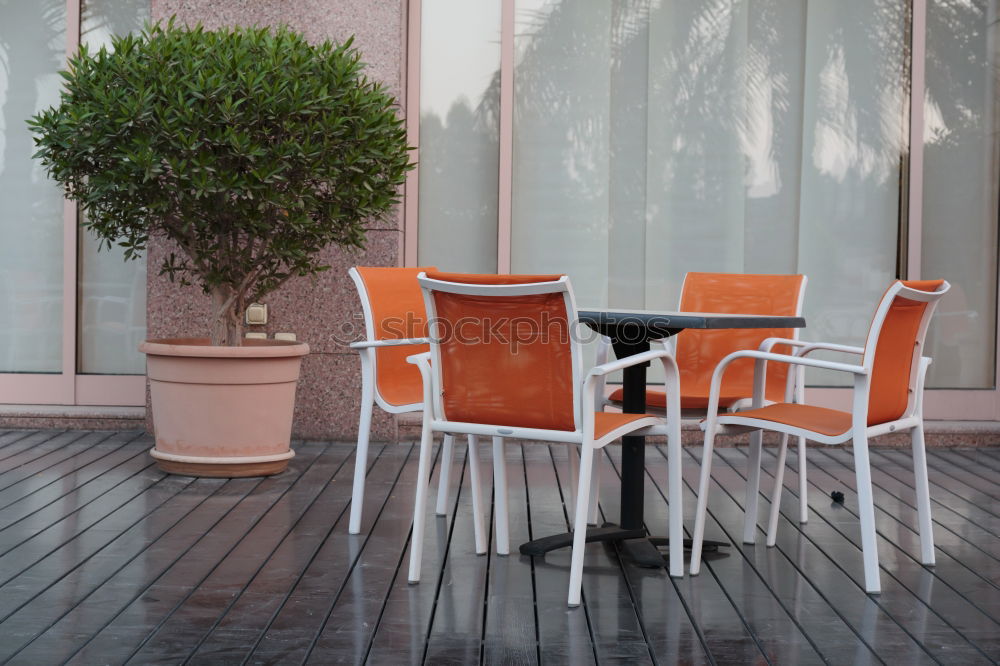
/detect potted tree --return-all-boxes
[29,20,411,477]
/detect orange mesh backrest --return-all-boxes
[425,272,576,431]
[867,280,944,426]
[356,267,436,406]
[677,273,805,403]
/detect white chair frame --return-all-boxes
[691,280,950,594]
[406,274,682,607]
[347,268,455,535]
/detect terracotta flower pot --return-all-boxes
[140,338,310,477]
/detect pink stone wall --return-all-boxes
[147,0,408,440]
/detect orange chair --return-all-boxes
[597,272,809,536]
[691,280,950,594]
[347,266,455,535]
[405,272,677,607]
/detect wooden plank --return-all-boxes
[0,431,143,518]
[822,447,1000,590]
[707,445,951,664]
[481,443,538,666]
[356,438,468,664]
[0,432,148,530]
[191,445,412,664]
[0,430,73,467]
[597,447,710,664]
[0,430,39,454]
[0,462,166,581]
[58,442,343,664]
[919,449,1000,500]
[422,438,496,665]
[548,444,654,665]
[518,443,596,665]
[868,450,1000,560]
[620,444,821,665]
[0,431,99,487]
[813,447,1000,649]
[0,474,238,661]
[723,445,993,664]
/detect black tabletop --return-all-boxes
[578,308,806,342]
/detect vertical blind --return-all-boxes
[420,0,998,390]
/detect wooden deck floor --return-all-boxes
[0,429,998,664]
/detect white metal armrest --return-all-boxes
[350,337,430,350]
[586,346,673,378]
[714,349,866,379]
[758,337,864,357]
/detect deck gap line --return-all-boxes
[519,443,543,666]
[0,436,152,539]
[802,447,1000,616]
[932,449,1000,490]
[0,430,101,489]
[0,462,163,565]
[868,448,1000,539]
[350,442,448,664]
[0,473,228,660]
[176,442,382,664]
[0,471,196,594]
[697,444,918,665]
[950,449,1000,476]
[0,431,147,518]
[0,429,91,476]
[603,448,715,665]
[546,444,601,666]
[0,431,129,511]
[42,462,282,666]
[741,444,994,660]
[725,444,976,663]
[899,450,1000,509]
[239,443,407,664]
[0,431,42,455]
[818,447,1000,583]
[477,450,497,666]
[79,441,328,665]
[0,429,71,467]
[418,446,469,665]
[634,447,774,665]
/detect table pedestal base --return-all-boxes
[518,524,726,568]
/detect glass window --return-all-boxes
[77,0,150,375]
[0,1,67,373]
[417,0,501,273]
[921,0,999,389]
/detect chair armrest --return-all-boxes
[716,349,867,376]
[406,351,432,366]
[350,337,430,350]
[794,342,865,357]
[586,346,674,378]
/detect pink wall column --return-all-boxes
[148,0,408,440]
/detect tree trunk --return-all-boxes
[210,286,244,346]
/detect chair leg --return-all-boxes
[407,420,436,583]
[568,440,595,607]
[493,436,510,555]
[798,436,808,524]
[852,433,882,594]
[911,424,936,565]
[690,428,717,576]
[766,434,789,547]
[566,442,579,523]
[467,435,487,555]
[435,434,454,516]
[587,449,601,526]
[349,380,375,535]
[743,429,763,544]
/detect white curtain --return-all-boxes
[511,0,906,386]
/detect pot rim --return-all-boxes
[140,337,310,358]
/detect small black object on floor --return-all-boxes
[831,490,845,504]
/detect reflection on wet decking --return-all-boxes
[0,429,998,664]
